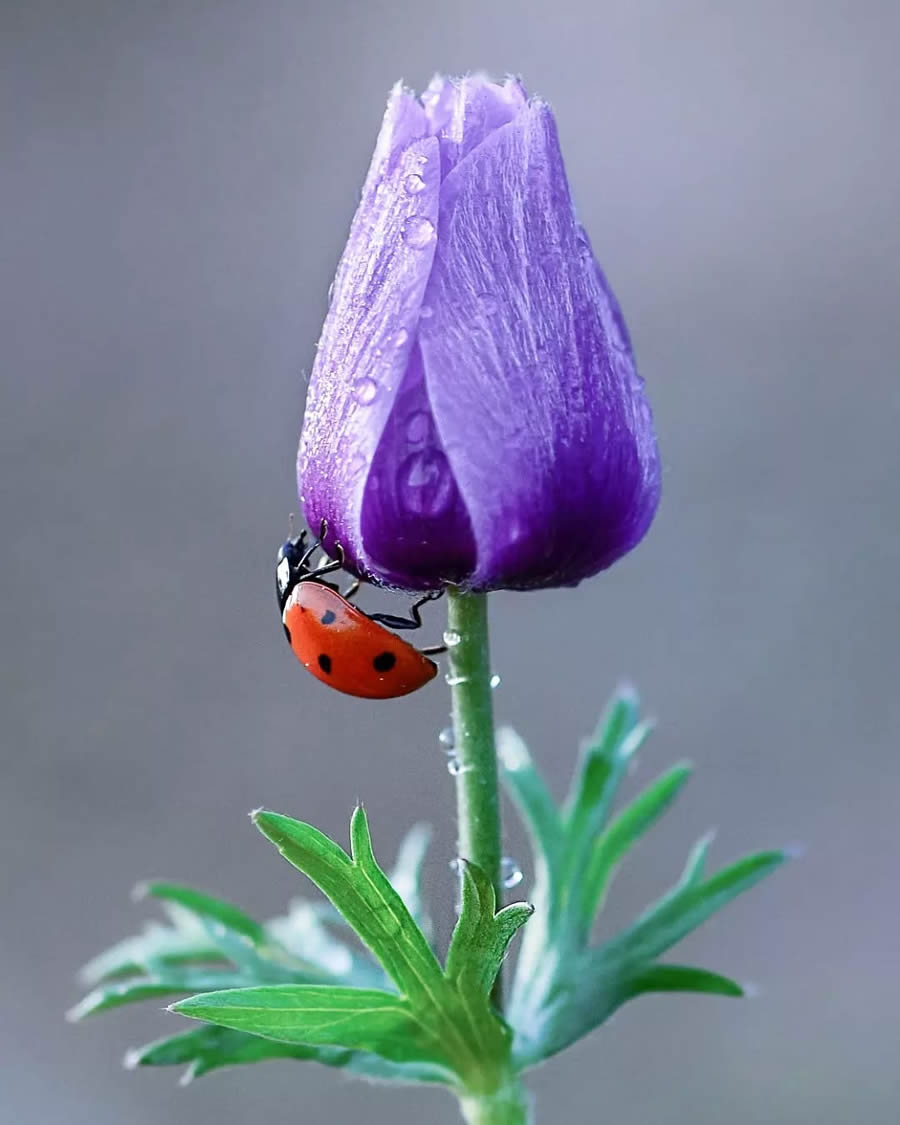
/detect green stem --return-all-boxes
[446,590,504,993]
[458,1081,533,1125]
[446,591,531,1125]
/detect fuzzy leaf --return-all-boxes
[576,763,693,939]
[497,727,564,882]
[67,970,250,1021]
[445,862,533,998]
[617,963,744,1001]
[79,923,225,987]
[172,985,453,1073]
[607,849,787,966]
[136,882,265,943]
[563,684,640,831]
[126,1024,450,1084]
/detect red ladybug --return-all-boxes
[276,521,445,699]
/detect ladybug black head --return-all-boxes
[275,532,308,612]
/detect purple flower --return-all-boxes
[298,75,660,592]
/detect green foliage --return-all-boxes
[73,684,785,1094]
[499,685,787,1066]
[73,812,529,1093]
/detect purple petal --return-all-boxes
[417,102,660,589]
[298,87,441,572]
[423,75,528,178]
[359,342,476,587]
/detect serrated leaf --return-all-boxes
[68,970,250,1021]
[79,923,225,986]
[446,863,532,999]
[172,985,453,1073]
[126,1024,450,1084]
[254,807,446,1008]
[576,764,693,939]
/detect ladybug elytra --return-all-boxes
[276,521,445,699]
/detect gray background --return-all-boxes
[3,1,898,1122]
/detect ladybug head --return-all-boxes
[275,532,308,612]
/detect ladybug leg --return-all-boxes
[342,577,361,601]
[367,589,443,631]
[302,540,346,582]
[298,521,326,569]
[420,642,448,656]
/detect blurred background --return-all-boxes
[3,1,898,1122]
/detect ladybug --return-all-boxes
[275,520,446,700]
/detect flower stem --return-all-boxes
[459,1082,533,1125]
[446,590,504,994]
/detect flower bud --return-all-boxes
[298,75,660,591]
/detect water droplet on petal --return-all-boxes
[419,304,434,319]
[402,215,435,249]
[394,327,409,348]
[404,410,431,445]
[501,857,523,889]
[354,376,378,405]
[490,673,502,689]
[403,173,426,195]
[438,726,455,749]
[398,450,454,517]
[442,630,462,648]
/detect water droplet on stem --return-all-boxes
[501,857,523,889]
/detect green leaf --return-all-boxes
[138,879,327,982]
[515,956,747,1064]
[136,882,265,943]
[79,923,225,986]
[611,849,787,965]
[126,1024,450,1084]
[563,684,641,830]
[497,727,564,878]
[253,807,446,1007]
[67,970,250,1021]
[265,900,385,989]
[388,823,434,938]
[171,985,453,1073]
[445,862,533,998]
[617,963,744,1001]
[506,686,788,1068]
[253,807,514,1086]
[577,763,693,937]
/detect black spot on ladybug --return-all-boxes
[320,609,337,625]
[373,651,396,673]
[318,653,332,674]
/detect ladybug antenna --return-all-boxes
[288,512,296,537]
